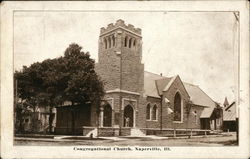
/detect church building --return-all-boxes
[55,20,223,136]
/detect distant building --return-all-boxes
[223,97,229,107]
[55,20,223,136]
[15,103,56,134]
[223,101,237,132]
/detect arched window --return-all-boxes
[174,92,182,122]
[133,39,136,47]
[129,38,132,48]
[108,37,111,48]
[112,35,115,47]
[124,36,128,47]
[104,38,107,49]
[152,105,157,120]
[146,104,151,120]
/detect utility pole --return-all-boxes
[233,11,239,145]
[119,52,122,136]
[160,95,163,133]
[118,33,123,136]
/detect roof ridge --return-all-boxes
[163,75,178,92]
[195,85,217,106]
[183,81,198,87]
[155,77,172,81]
[146,73,199,87]
[225,101,236,111]
[144,70,168,78]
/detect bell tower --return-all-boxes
[95,20,146,129]
[97,19,144,94]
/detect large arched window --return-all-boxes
[174,92,182,122]
[146,104,151,120]
[152,105,157,120]
[112,35,115,47]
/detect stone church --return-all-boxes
[55,19,223,136]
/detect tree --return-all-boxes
[15,43,104,134]
[63,43,104,105]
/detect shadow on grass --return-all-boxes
[63,137,108,140]
[202,140,238,146]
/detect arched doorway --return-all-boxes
[124,105,134,127]
[103,104,112,127]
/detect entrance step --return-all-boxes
[85,128,97,137]
[130,128,146,137]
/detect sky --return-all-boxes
[14,11,237,104]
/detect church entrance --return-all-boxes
[124,105,134,127]
[103,104,112,127]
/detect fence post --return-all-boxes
[190,129,193,137]
[173,129,176,138]
[205,130,207,137]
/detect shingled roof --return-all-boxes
[144,71,166,98]
[144,71,216,118]
[223,102,236,121]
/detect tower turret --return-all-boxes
[97,19,144,93]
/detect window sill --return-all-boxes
[151,120,158,122]
[146,119,158,122]
[173,121,183,124]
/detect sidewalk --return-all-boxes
[15,133,233,142]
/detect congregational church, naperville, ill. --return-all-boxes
[55,19,223,136]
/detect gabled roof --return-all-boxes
[183,83,216,108]
[183,82,217,118]
[144,71,165,98]
[223,102,236,121]
[155,77,172,96]
[144,71,217,118]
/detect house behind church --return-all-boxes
[55,19,223,136]
[223,101,237,132]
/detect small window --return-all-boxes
[194,111,198,124]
